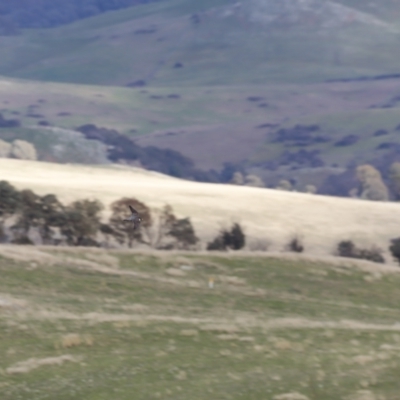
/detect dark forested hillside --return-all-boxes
[0,0,159,30]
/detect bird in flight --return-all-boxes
[124,205,142,230]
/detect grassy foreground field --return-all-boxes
[1,158,400,257]
[1,246,400,399]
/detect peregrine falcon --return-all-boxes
[124,205,142,230]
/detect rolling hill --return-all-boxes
[1,0,400,193]
[1,74,400,191]
[1,0,400,86]
[1,157,400,257]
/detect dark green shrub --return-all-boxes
[206,236,225,251]
[167,217,198,250]
[286,236,304,253]
[337,240,384,263]
[337,240,356,258]
[207,223,245,251]
[389,238,400,265]
[11,236,33,245]
[61,199,103,246]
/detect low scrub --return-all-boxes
[207,223,245,251]
[389,237,400,265]
[337,240,384,263]
[286,236,304,253]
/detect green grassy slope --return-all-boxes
[1,0,400,189]
[1,247,400,399]
[0,0,400,86]
[2,76,400,174]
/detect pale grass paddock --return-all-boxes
[1,158,400,258]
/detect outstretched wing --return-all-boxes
[129,205,139,216]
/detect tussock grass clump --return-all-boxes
[60,333,93,348]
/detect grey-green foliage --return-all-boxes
[11,189,66,245]
[356,164,389,201]
[245,174,264,187]
[1,127,109,164]
[0,182,104,246]
[10,139,37,160]
[61,199,103,246]
[304,184,317,194]
[0,180,21,240]
[0,139,11,157]
[389,162,400,200]
[142,204,199,250]
[168,217,198,249]
[230,172,244,185]
[0,139,38,160]
[0,180,20,220]
[276,179,292,191]
[0,182,199,249]
[46,128,109,164]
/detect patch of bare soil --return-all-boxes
[6,355,82,374]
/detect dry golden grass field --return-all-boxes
[1,158,400,258]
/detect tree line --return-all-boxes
[0,180,198,250]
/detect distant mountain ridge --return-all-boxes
[224,0,392,29]
[0,0,159,29]
[1,0,400,197]
[0,0,398,86]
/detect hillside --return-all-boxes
[1,1,400,192]
[1,248,400,399]
[1,76,400,191]
[1,158,400,257]
[0,0,400,86]
[0,0,158,29]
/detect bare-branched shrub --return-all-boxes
[152,205,198,250]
